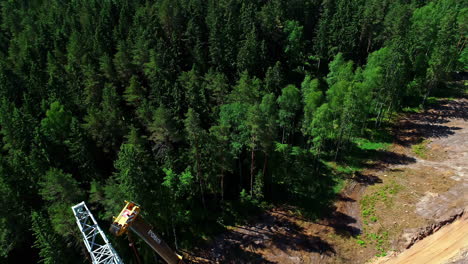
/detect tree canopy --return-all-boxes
[0,0,464,262]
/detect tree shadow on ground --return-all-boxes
[395,122,462,146]
[187,210,336,263]
[431,80,468,102]
[337,141,417,173]
[326,211,360,237]
[183,245,277,264]
[395,99,467,146]
[352,172,382,185]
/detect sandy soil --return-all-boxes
[187,98,468,264]
[374,211,468,264]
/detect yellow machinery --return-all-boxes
[110,201,184,264]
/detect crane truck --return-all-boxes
[110,201,185,264]
[72,201,185,264]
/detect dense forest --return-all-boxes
[0,0,465,263]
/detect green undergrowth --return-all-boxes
[431,82,468,98]
[360,180,402,224]
[356,231,390,257]
[331,127,393,177]
[332,177,347,194]
[412,139,430,159]
[353,137,391,151]
[358,180,402,256]
[402,106,423,113]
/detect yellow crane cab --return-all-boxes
[110,201,141,236]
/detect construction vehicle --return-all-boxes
[110,201,185,264]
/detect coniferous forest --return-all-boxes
[0,0,466,263]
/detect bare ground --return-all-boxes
[186,98,468,264]
[373,210,468,264]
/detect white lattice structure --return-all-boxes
[72,202,124,264]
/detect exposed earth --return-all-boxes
[373,210,468,264]
[187,97,468,264]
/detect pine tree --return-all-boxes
[83,83,126,152]
[237,27,264,75]
[114,143,151,203]
[40,101,72,143]
[229,71,262,104]
[264,61,283,94]
[178,68,208,117]
[284,20,305,68]
[113,40,133,80]
[148,106,180,151]
[31,211,64,264]
[184,108,208,208]
[39,168,83,237]
[204,70,229,116]
[123,75,145,106]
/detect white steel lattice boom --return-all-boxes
[72,202,124,264]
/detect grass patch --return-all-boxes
[336,163,362,175]
[367,232,389,257]
[402,106,422,113]
[425,97,439,107]
[359,180,402,256]
[336,127,393,173]
[332,177,346,194]
[353,138,391,151]
[360,180,402,223]
[412,139,430,159]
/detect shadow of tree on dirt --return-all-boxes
[395,99,467,146]
[396,123,462,146]
[188,210,336,263]
[336,141,417,173]
[325,210,360,237]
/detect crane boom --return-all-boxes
[72,202,124,264]
[110,201,184,264]
[130,217,184,264]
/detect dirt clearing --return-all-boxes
[187,98,468,264]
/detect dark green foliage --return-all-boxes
[0,0,463,262]
[39,168,83,237]
[264,61,284,94]
[301,76,324,137]
[148,106,180,147]
[0,167,19,258]
[284,20,305,68]
[31,211,65,264]
[123,75,145,106]
[40,102,72,143]
[277,84,301,143]
[83,83,127,152]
